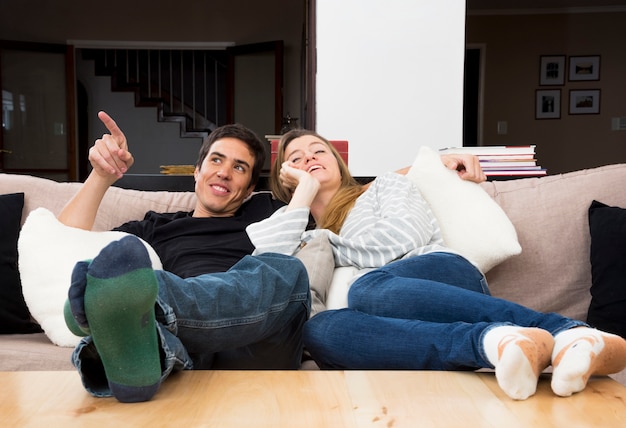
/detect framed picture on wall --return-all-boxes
[569,89,600,115]
[539,55,565,85]
[568,56,600,81]
[536,89,561,119]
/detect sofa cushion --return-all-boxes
[0,173,197,231]
[0,193,41,334]
[295,235,335,318]
[18,208,162,347]
[587,200,626,338]
[480,164,626,321]
[407,146,521,273]
[0,333,74,370]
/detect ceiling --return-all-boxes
[466,0,626,12]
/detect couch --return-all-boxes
[1,165,625,385]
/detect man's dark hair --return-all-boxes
[195,124,266,187]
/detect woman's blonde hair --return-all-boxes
[270,129,365,234]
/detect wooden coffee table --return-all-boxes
[2,370,625,426]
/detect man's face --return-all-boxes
[193,138,255,217]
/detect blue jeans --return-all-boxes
[303,252,586,370]
[72,253,310,397]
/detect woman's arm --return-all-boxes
[329,173,439,268]
[369,153,485,191]
[247,161,322,255]
[245,207,311,256]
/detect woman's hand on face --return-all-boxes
[280,161,320,190]
[281,161,321,210]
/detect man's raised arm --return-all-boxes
[58,111,135,230]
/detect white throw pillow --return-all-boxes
[406,146,521,273]
[18,208,162,347]
[326,266,358,311]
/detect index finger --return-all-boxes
[98,111,125,142]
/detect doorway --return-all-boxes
[227,41,284,172]
[464,45,485,147]
[0,40,76,181]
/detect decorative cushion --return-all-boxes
[587,200,626,338]
[18,208,162,347]
[406,146,521,273]
[295,235,335,318]
[0,193,41,334]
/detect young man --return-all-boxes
[61,112,309,403]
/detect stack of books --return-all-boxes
[438,145,547,178]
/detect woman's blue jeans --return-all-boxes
[72,253,310,398]
[303,252,586,370]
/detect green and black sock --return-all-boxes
[67,235,162,403]
[64,260,92,337]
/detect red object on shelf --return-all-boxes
[270,140,349,168]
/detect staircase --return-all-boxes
[82,48,229,138]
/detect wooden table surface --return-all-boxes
[1,370,625,427]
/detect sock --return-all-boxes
[84,235,162,403]
[551,327,626,397]
[484,326,554,400]
[64,260,92,337]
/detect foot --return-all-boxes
[484,326,554,400]
[83,235,162,403]
[64,260,91,337]
[551,327,626,397]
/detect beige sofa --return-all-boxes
[1,166,625,385]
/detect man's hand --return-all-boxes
[58,111,133,230]
[89,111,134,180]
[440,154,486,183]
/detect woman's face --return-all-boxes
[284,135,342,188]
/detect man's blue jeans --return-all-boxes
[72,253,310,397]
[303,252,586,370]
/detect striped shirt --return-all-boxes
[246,172,456,269]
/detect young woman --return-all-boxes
[246,129,626,401]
